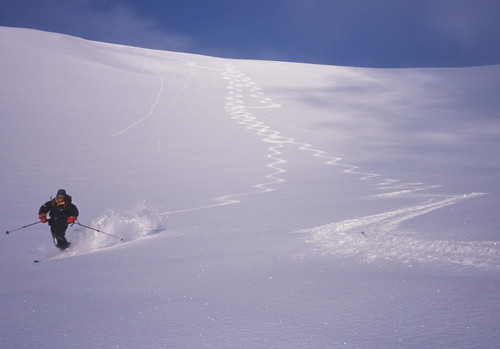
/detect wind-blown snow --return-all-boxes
[1,27,500,348]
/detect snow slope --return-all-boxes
[1,27,500,348]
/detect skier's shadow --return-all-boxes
[147,228,166,236]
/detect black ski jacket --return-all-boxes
[39,195,79,225]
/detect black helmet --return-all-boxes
[57,189,67,196]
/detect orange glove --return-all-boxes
[39,213,47,223]
[67,216,77,224]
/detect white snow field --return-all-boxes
[1,27,500,348]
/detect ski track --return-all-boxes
[113,52,196,165]
[300,192,500,271]
[218,63,497,271]
[112,53,164,137]
[110,56,496,270]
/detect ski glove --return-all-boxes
[39,213,47,223]
[67,216,77,224]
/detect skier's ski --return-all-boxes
[33,243,72,263]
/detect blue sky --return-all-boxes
[1,0,499,67]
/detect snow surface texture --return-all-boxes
[1,27,500,348]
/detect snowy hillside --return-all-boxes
[1,27,500,348]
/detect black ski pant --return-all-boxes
[50,222,70,249]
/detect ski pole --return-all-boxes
[6,221,41,235]
[74,221,124,241]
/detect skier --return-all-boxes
[39,189,79,250]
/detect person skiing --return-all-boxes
[39,189,79,250]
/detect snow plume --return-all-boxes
[70,201,166,254]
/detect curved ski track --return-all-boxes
[114,56,498,270]
[113,53,195,165]
[220,63,498,271]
